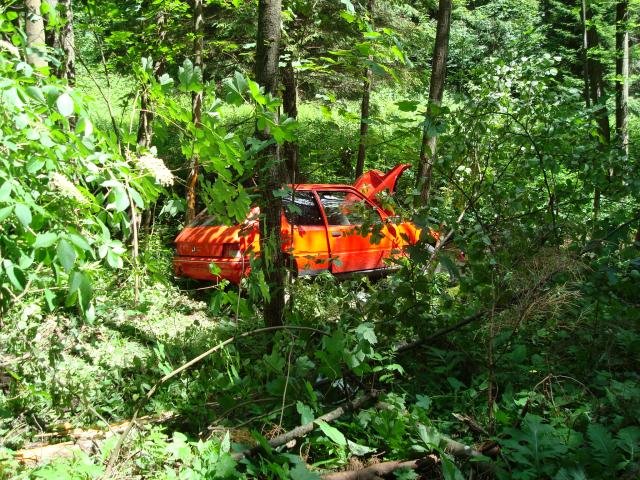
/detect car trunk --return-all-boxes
[175,212,259,258]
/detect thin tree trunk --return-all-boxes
[43,0,59,52]
[584,1,610,223]
[186,0,204,224]
[256,0,285,328]
[282,58,300,183]
[136,11,166,148]
[581,0,591,108]
[355,0,374,180]
[25,0,47,68]
[417,0,452,205]
[615,0,629,157]
[60,0,75,85]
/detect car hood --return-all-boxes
[354,163,411,205]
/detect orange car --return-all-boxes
[173,164,424,283]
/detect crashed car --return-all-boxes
[173,164,427,283]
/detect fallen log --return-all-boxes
[321,455,438,480]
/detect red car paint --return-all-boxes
[173,164,422,283]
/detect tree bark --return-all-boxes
[581,0,591,108]
[25,0,47,68]
[282,58,300,183]
[355,0,375,180]
[615,0,629,157]
[417,0,452,205]
[186,0,204,224]
[136,10,166,148]
[60,0,75,85]
[256,0,286,328]
[583,1,610,223]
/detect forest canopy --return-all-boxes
[0,0,639,478]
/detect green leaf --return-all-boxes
[356,323,378,345]
[397,100,419,112]
[33,232,58,249]
[0,206,13,222]
[69,271,92,311]
[56,92,74,117]
[417,424,440,447]
[14,203,32,227]
[441,455,464,480]
[347,440,376,456]
[2,259,24,290]
[25,86,45,103]
[68,233,92,252]
[296,401,314,425]
[0,181,12,202]
[57,239,76,272]
[290,463,321,480]
[315,420,347,446]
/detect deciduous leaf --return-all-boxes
[57,238,76,272]
[33,232,58,249]
[14,203,32,227]
[316,420,346,446]
[56,92,74,117]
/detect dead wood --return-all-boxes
[15,411,176,466]
[232,391,379,461]
[394,310,486,354]
[321,455,438,480]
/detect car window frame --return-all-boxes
[313,187,386,227]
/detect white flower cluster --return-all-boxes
[136,152,174,187]
[49,172,88,204]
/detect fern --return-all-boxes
[587,423,618,470]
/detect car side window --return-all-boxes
[317,191,377,226]
[283,191,325,226]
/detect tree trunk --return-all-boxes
[354,0,374,180]
[581,0,590,108]
[417,0,452,205]
[60,0,75,85]
[185,0,204,224]
[256,0,285,328]
[282,58,300,183]
[25,0,47,68]
[43,0,59,52]
[136,10,166,148]
[615,0,629,157]
[583,1,610,222]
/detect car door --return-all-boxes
[315,189,395,274]
[282,190,330,276]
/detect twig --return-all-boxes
[279,340,294,427]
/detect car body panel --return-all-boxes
[173,165,421,284]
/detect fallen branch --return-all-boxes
[232,391,379,461]
[15,412,176,466]
[394,310,486,354]
[321,455,438,480]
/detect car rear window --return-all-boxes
[188,214,219,227]
[283,191,324,226]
